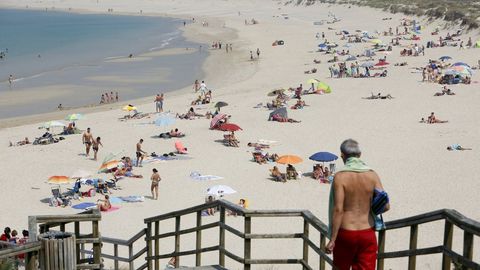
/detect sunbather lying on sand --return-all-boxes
[426,112,448,124]
[363,93,394,99]
[177,107,204,120]
[247,142,270,149]
[113,167,143,180]
[291,99,306,109]
[9,137,30,147]
[434,86,455,96]
[447,144,472,151]
[270,114,301,123]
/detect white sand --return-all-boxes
[1,0,480,268]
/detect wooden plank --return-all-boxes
[442,221,453,270]
[408,224,418,270]
[443,247,480,269]
[196,210,202,266]
[319,234,326,270]
[92,220,101,267]
[462,231,474,270]
[129,244,134,270]
[244,216,251,270]
[146,222,153,270]
[155,221,160,270]
[379,245,443,259]
[149,222,219,240]
[245,233,303,239]
[145,245,220,260]
[28,216,37,243]
[219,207,226,266]
[59,238,64,270]
[303,220,309,270]
[175,216,181,267]
[377,230,386,270]
[75,221,80,263]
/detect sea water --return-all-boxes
[0,9,206,118]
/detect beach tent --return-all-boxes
[316,82,332,93]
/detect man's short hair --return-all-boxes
[340,139,361,159]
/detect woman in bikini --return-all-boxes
[151,168,161,200]
[92,137,103,161]
[97,195,111,211]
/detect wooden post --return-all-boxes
[74,221,80,263]
[25,251,37,270]
[219,207,226,266]
[27,216,38,269]
[442,221,453,270]
[92,220,101,268]
[174,216,181,268]
[155,221,160,270]
[319,234,326,270]
[129,244,134,270]
[462,231,473,270]
[408,224,418,270]
[377,230,386,270]
[302,220,309,269]
[244,216,252,270]
[146,222,153,270]
[114,244,119,270]
[196,211,202,266]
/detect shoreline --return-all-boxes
[0,8,225,127]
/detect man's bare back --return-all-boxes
[333,171,384,230]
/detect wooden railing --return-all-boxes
[378,209,480,270]
[81,229,148,270]
[143,200,334,270]
[0,209,102,270]
[141,200,480,270]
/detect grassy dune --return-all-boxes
[287,0,480,29]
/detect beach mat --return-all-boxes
[102,206,120,212]
[72,202,96,210]
[109,197,124,204]
[190,171,223,181]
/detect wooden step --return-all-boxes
[180,266,228,270]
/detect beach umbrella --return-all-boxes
[309,152,338,162]
[369,39,383,45]
[65,113,84,121]
[207,185,237,196]
[218,123,242,132]
[122,105,137,112]
[155,114,176,127]
[214,101,228,108]
[269,107,287,120]
[375,61,389,66]
[276,155,303,165]
[451,62,470,67]
[439,56,451,61]
[306,78,320,85]
[316,81,332,93]
[267,89,286,97]
[361,61,375,68]
[98,160,120,173]
[345,55,357,61]
[71,169,92,179]
[210,113,227,129]
[48,175,73,185]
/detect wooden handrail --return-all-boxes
[0,241,42,258]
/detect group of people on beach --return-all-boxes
[82,127,103,160]
[100,91,119,104]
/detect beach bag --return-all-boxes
[372,188,389,215]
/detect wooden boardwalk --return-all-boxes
[181,266,227,270]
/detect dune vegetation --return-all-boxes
[287,0,480,29]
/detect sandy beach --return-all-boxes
[1,0,480,268]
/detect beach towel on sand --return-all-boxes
[118,196,145,202]
[328,157,385,237]
[102,206,120,212]
[72,202,96,210]
[190,171,223,181]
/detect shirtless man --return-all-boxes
[150,168,161,200]
[136,139,147,167]
[326,139,390,270]
[92,137,103,161]
[82,128,93,157]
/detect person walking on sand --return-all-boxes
[82,128,93,157]
[92,137,103,161]
[136,139,147,167]
[115,92,119,102]
[199,80,207,95]
[194,79,200,92]
[154,94,163,113]
[326,139,390,270]
[8,75,13,87]
[256,48,260,58]
[150,168,161,200]
[250,51,253,61]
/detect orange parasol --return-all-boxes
[276,155,303,165]
[98,160,120,173]
[47,175,73,185]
